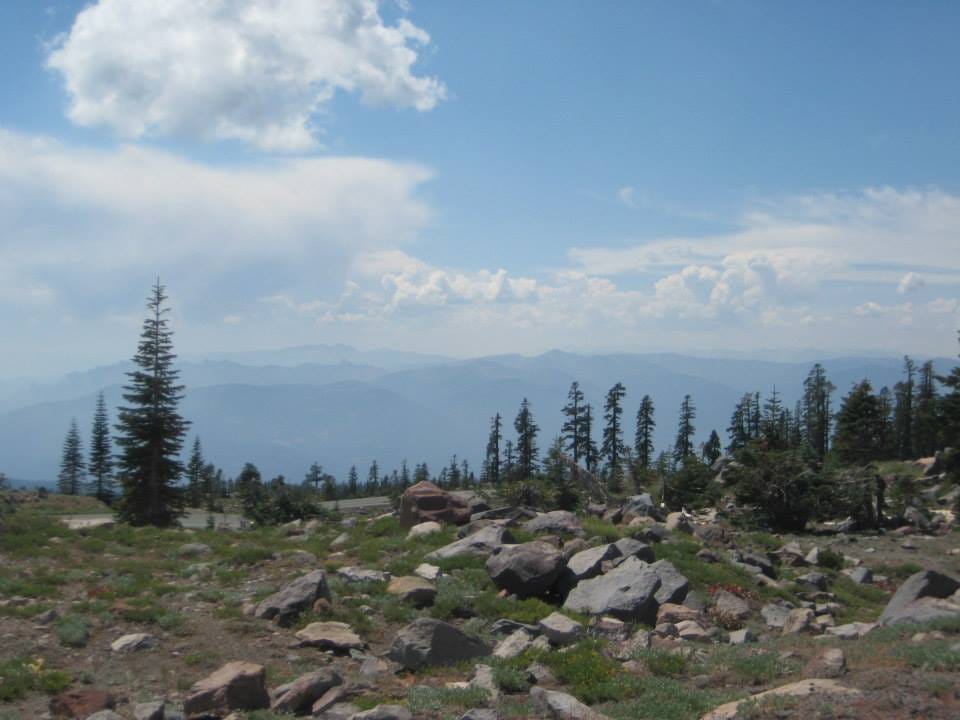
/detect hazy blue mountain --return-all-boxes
[0,347,953,486]
[193,343,451,369]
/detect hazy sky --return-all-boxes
[2,0,960,377]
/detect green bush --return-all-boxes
[55,615,90,648]
[0,657,71,701]
[533,640,640,704]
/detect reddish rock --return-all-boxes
[183,661,270,718]
[50,688,115,719]
[398,481,470,528]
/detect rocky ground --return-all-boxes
[0,477,958,720]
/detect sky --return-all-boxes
[2,0,960,378]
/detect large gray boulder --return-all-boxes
[523,510,583,536]
[530,687,611,719]
[878,570,960,626]
[556,543,621,595]
[386,618,491,670]
[426,525,514,560]
[254,570,331,626]
[183,662,270,718]
[486,541,566,598]
[271,670,342,714]
[621,493,659,521]
[562,556,662,623]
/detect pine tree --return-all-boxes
[601,382,626,493]
[802,364,834,460]
[58,418,85,495]
[236,462,262,497]
[913,361,939,457]
[367,461,380,495]
[634,395,656,470]
[702,430,722,465]
[514,398,540,478]
[347,465,359,497]
[185,436,206,507]
[502,441,515,478]
[561,382,585,463]
[484,413,502,484]
[414,462,431,484]
[87,392,115,502]
[761,387,784,449]
[727,393,752,452]
[400,460,411,488]
[545,436,579,510]
[114,281,190,526]
[893,356,916,459]
[304,462,324,492]
[833,380,885,464]
[939,332,960,447]
[673,395,697,465]
[581,404,599,472]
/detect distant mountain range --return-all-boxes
[0,345,953,487]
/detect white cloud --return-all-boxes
[897,272,925,294]
[46,0,446,150]
[617,186,636,208]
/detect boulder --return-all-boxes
[414,563,442,581]
[530,687,611,720]
[761,602,793,629]
[649,559,690,606]
[843,566,873,584]
[387,618,491,670]
[826,622,876,640]
[407,521,443,539]
[183,662,270,718]
[796,572,829,592]
[398,481,471,528]
[387,576,437,607]
[621,494,660,522]
[295,622,365,651]
[538,612,584,645]
[486,541,565,598]
[87,713,125,720]
[351,705,413,720]
[782,607,816,635]
[338,566,390,584]
[557,543,621,594]
[254,570,331,626]
[426,526,514,561]
[493,628,534,659]
[50,688,115,719]
[562,556,662,623]
[811,648,846,678]
[110,632,158,653]
[133,701,165,720]
[712,590,750,622]
[613,538,655,562]
[271,670,342,714]
[878,570,960,626]
[701,679,861,720]
[523,510,583,536]
[728,628,755,644]
[656,603,699,625]
[665,512,693,533]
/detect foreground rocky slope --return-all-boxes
[0,482,958,720]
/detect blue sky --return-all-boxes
[2,0,960,377]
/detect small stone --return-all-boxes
[407,521,443,539]
[295,622,364,651]
[110,632,158,653]
[538,612,584,646]
[134,700,165,720]
[728,628,755,645]
[351,704,413,720]
[816,648,847,678]
[493,628,533,659]
[782,608,816,635]
[386,576,436,607]
[414,563,442,581]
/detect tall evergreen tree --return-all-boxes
[702,430,722,465]
[939,332,960,447]
[634,395,656,470]
[514,398,540,478]
[58,418,85,495]
[502,441,515,478]
[601,382,626,492]
[761,387,784,449]
[913,361,939,456]
[185,436,206,507]
[581,404,599,472]
[727,393,753,452]
[561,382,586,463]
[484,413,502,484]
[802,363,834,460]
[673,395,697,465]
[347,465,359,497]
[114,281,189,526]
[545,436,580,510]
[367,460,380,495]
[87,392,115,502]
[893,356,916,459]
[833,380,885,464]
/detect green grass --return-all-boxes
[741,532,783,552]
[0,657,71,701]
[602,677,736,720]
[830,575,888,623]
[634,648,695,677]
[406,685,491,714]
[532,640,641,704]
[582,516,628,542]
[55,615,91,647]
[898,640,960,671]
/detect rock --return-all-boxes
[523,510,583,536]
[318,702,361,719]
[133,701,165,720]
[826,622,876,640]
[650,560,690,606]
[530,686,611,720]
[804,546,821,565]
[398,481,471,528]
[387,618,491,670]
[665,512,693,533]
[470,664,499,701]
[50,688,115,719]
[761,602,793,629]
[489,619,539,636]
[460,710,498,720]
[782,607,816,635]
[426,526,514,560]
[351,705,413,720]
[178,543,212,558]
[526,661,557,684]
[271,669,342,714]
[614,629,652,659]
[878,570,960,626]
[656,603,699,625]
[110,632,157,653]
[563,556,661,623]
[676,619,709,641]
[87,712,125,720]
[407,520,443,539]
[621,494,660,522]
[331,532,350,549]
[538,612,584,645]
[701,679,861,720]
[557,543,621,594]
[486,541,565,598]
[728,628,755,645]
[713,590,750,622]
[414,563,442,581]
[311,687,348,715]
[736,550,776,578]
[254,570,331,626]
[843,566,873,584]
[387,576,437,607]
[183,662,270,718]
[34,607,60,625]
[812,648,846,678]
[295,622,365,651]
[613,538,655,562]
[338,566,390,584]
[493,628,533,659]
[796,572,829,592]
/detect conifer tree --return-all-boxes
[58,418,85,495]
[502,440,515,478]
[939,332,960,447]
[893,356,916,459]
[347,465,359,497]
[87,392,115,502]
[545,436,579,510]
[484,413,502,484]
[833,380,885,464]
[513,398,540,478]
[561,382,585,463]
[413,462,430,484]
[581,405,599,472]
[634,395,656,470]
[400,460,411,488]
[727,393,752,451]
[761,387,784,449]
[702,429,722,465]
[114,281,189,526]
[673,395,697,465]
[601,382,626,492]
[913,360,939,457]
[367,460,380,495]
[802,363,834,460]
[185,436,206,508]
